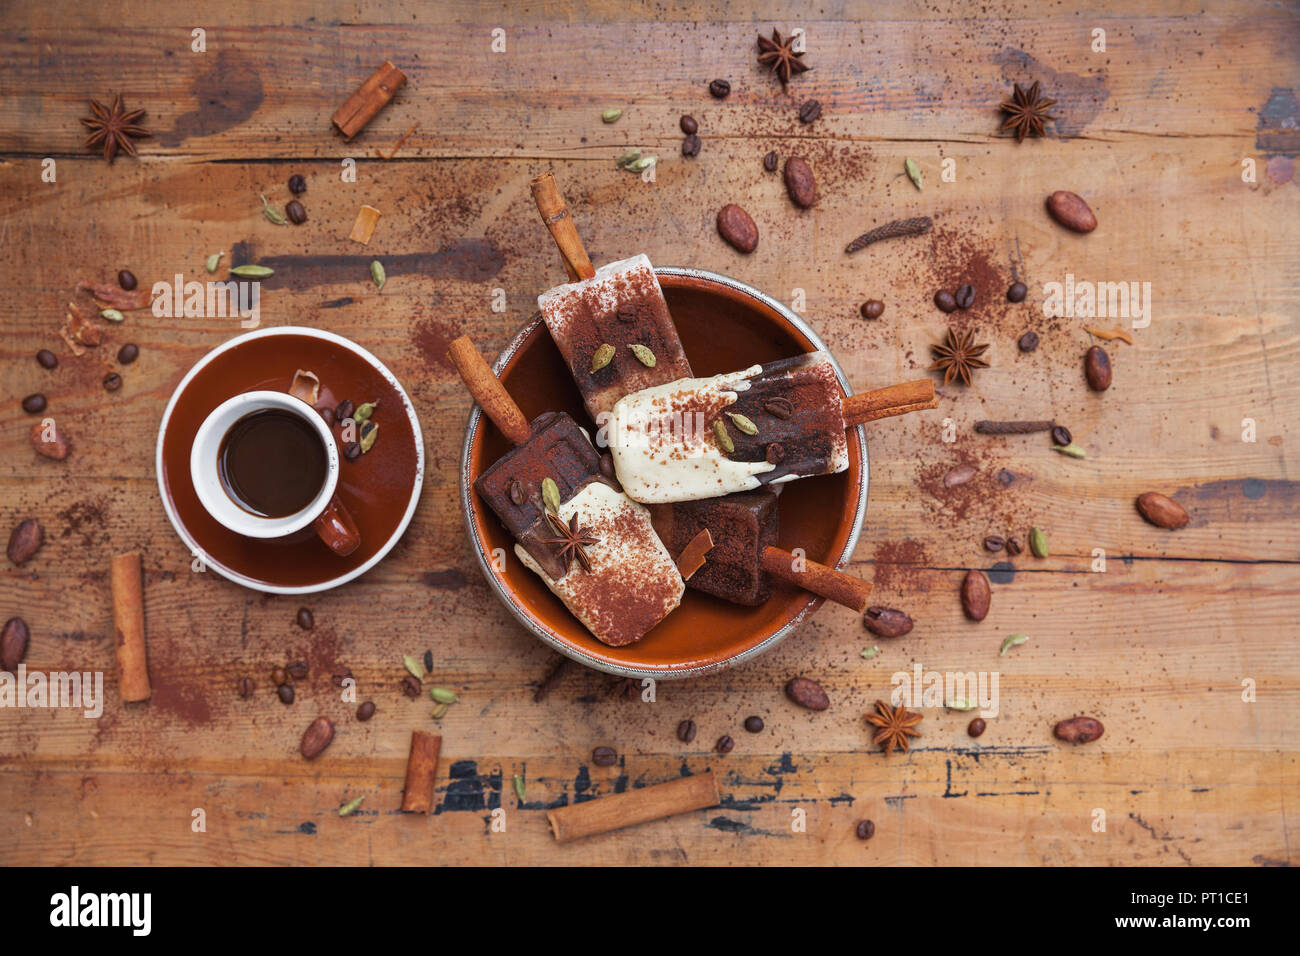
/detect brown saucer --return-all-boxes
[156,328,424,593]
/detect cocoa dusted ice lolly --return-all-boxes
[650,488,872,611]
[449,335,684,647]
[608,351,939,504]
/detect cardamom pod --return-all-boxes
[860,646,880,660]
[354,401,378,423]
[999,633,1029,656]
[370,259,386,290]
[100,309,125,323]
[1029,526,1049,558]
[513,773,526,802]
[402,654,425,680]
[629,156,658,172]
[1052,443,1086,459]
[429,687,459,704]
[541,477,561,514]
[359,421,379,454]
[628,343,656,367]
[727,412,758,435]
[713,419,734,454]
[601,108,622,123]
[905,158,923,191]
[591,343,615,372]
[615,148,642,168]
[946,698,978,711]
[338,795,365,817]
[261,193,287,225]
[431,703,448,719]
[205,251,224,274]
[230,264,274,278]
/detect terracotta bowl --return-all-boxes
[459,267,868,678]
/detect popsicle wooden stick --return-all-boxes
[842,379,938,426]
[547,770,720,843]
[530,171,596,282]
[759,546,872,611]
[447,335,531,446]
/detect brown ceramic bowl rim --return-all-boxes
[458,266,869,679]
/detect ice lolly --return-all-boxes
[450,335,684,647]
[650,488,872,610]
[531,173,693,419]
[608,351,938,504]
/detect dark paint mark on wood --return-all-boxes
[987,560,1015,584]
[705,816,790,838]
[434,760,502,814]
[1257,88,1300,156]
[229,240,505,290]
[321,297,354,309]
[942,759,968,798]
[423,569,467,589]
[157,52,264,147]
[992,49,1109,137]
[298,822,316,834]
[974,790,1042,797]
[883,794,918,807]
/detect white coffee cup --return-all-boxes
[190,391,360,555]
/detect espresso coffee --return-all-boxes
[218,408,327,517]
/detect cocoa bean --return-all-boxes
[1053,716,1104,744]
[1046,190,1097,233]
[2,617,30,671]
[784,676,829,711]
[30,422,70,460]
[7,519,43,565]
[960,570,991,621]
[299,716,335,759]
[1136,492,1189,530]
[944,464,976,488]
[862,606,913,638]
[1084,345,1112,391]
[783,157,817,208]
[716,204,758,253]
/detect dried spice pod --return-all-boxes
[784,676,830,711]
[862,606,913,638]
[960,570,991,621]
[1136,492,1189,530]
[1054,716,1104,744]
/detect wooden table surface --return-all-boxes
[2,0,1297,866]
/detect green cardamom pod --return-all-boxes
[100,309,125,323]
[205,251,224,274]
[1052,443,1086,459]
[628,343,656,367]
[513,773,526,802]
[370,259,386,290]
[338,795,365,817]
[402,654,425,680]
[629,156,657,172]
[429,687,459,704]
[230,264,274,278]
[359,421,379,454]
[261,193,287,225]
[541,477,561,514]
[601,108,622,123]
[615,148,642,168]
[860,646,880,660]
[1029,526,1049,558]
[431,703,448,720]
[591,343,615,372]
[905,158,923,191]
[946,698,978,711]
[713,419,734,454]
[354,401,378,423]
[727,412,758,435]
[999,633,1029,656]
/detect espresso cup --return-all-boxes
[190,390,361,556]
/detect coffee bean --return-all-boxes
[934,290,957,313]
[503,480,526,507]
[423,650,434,672]
[968,717,987,738]
[1018,331,1039,352]
[237,677,254,699]
[401,675,422,697]
[763,150,778,172]
[954,284,976,310]
[357,700,376,721]
[287,660,308,681]
[103,373,123,392]
[715,735,735,754]
[681,134,701,157]
[784,676,829,711]
[335,399,354,421]
[332,668,354,687]
[36,350,58,370]
[677,719,697,743]
[277,683,295,705]
[1136,492,1189,530]
[7,519,43,565]
[860,299,885,320]
[299,716,335,759]
[117,343,140,364]
[286,200,307,225]
[22,394,47,414]
[1051,425,1072,446]
[709,79,731,98]
[30,422,69,460]
[743,716,764,733]
[271,665,288,685]
[765,442,785,464]
[1085,345,1112,391]
[1005,537,1023,556]
[1054,716,1104,744]
[592,746,618,767]
[983,535,1005,553]
[862,606,913,638]
[1045,190,1097,233]
[855,819,875,840]
[716,203,759,253]
[117,269,138,291]
[344,441,362,461]
[288,174,307,194]
[783,156,817,208]
[961,570,991,621]
[763,397,794,419]
[679,115,698,134]
[2,617,30,671]
[1007,281,1028,302]
[798,99,821,123]
[296,607,314,630]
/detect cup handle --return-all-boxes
[313,494,361,556]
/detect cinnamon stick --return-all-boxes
[674,529,714,581]
[841,379,938,426]
[760,546,872,611]
[530,171,595,282]
[547,771,720,843]
[446,335,531,446]
[399,730,442,813]
[331,61,407,141]
[111,552,150,702]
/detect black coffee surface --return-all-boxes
[219,408,327,517]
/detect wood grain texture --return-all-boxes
[1,0,1297,866]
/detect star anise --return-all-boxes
[930,328,990,387]
[80,94,150,164]
[998,81,1057,142]
[757,29,810,86]
[544,510,598,573]
[865,699,923,755]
